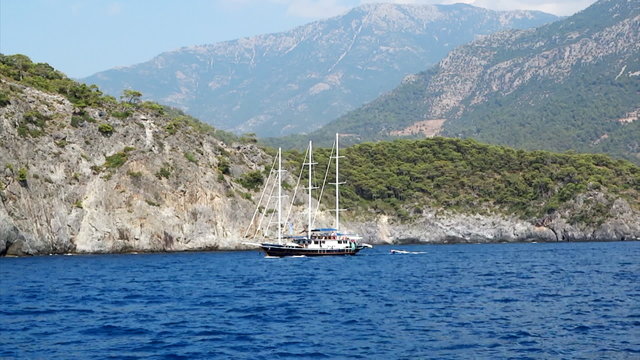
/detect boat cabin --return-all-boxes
[287,228,358,249]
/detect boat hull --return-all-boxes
[260,244,362,257]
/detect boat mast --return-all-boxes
[277,147,282,244]
[308,141,313,240]
[335,133,343,231]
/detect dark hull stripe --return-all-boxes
[261,246,362,257]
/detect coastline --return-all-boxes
[2,233,638,258]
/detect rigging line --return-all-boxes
[256,173,278,239]
[244,155,278,238]
[312,139,335,229]
[265,193,279,238]
[254,166,279,239]
[255,176,278,239]
[285,145,309,231]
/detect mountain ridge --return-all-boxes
[83,3,558,137]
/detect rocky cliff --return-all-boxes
[0,79,265,255]
[82,3,557,137]
[351,195,640,246]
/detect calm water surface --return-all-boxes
[1,241,639,359]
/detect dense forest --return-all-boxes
[285,137,640,224]
[444,54,640,164]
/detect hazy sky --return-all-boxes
[1,0,596,78]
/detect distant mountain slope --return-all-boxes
[299,0,639,163]
[82,3,557,137]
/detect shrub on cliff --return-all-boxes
[70,111,94,128]
[184,152,198,164]
[0,54,105,108]
[218,157,230,175]
[18,110,50,137]
[17,167,27,182]
[0,54,252,150]
[16,167,29,187]
[141,101,164,114]
[98,123,114,136]
[103,147,134,170]
[104,152,127,169]
[238,170,264,191]
[155,163,172,179]
[0,91,10,107]
[111,110,132,120]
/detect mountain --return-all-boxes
[294,0,640,163]
[2,55,638,256]
[82,3,558,137]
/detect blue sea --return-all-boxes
[1,241,639,359]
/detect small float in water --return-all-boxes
[390,249,426,255]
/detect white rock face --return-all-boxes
[349,189,640,245]
[352,213,559,244]
[0,82,286,255]
[411,8,640,124]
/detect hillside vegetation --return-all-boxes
[286,137,640,226]
[0,54,240,144]
[444,50,640,163]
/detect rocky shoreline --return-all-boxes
[3,232,638,258]
[3,207,639,256]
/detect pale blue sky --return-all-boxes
[1,0,595,78]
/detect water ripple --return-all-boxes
[1,242,638,359]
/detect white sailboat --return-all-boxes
[245,133,372,257]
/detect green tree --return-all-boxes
[6,54,32,81]
[121,89,142,105]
